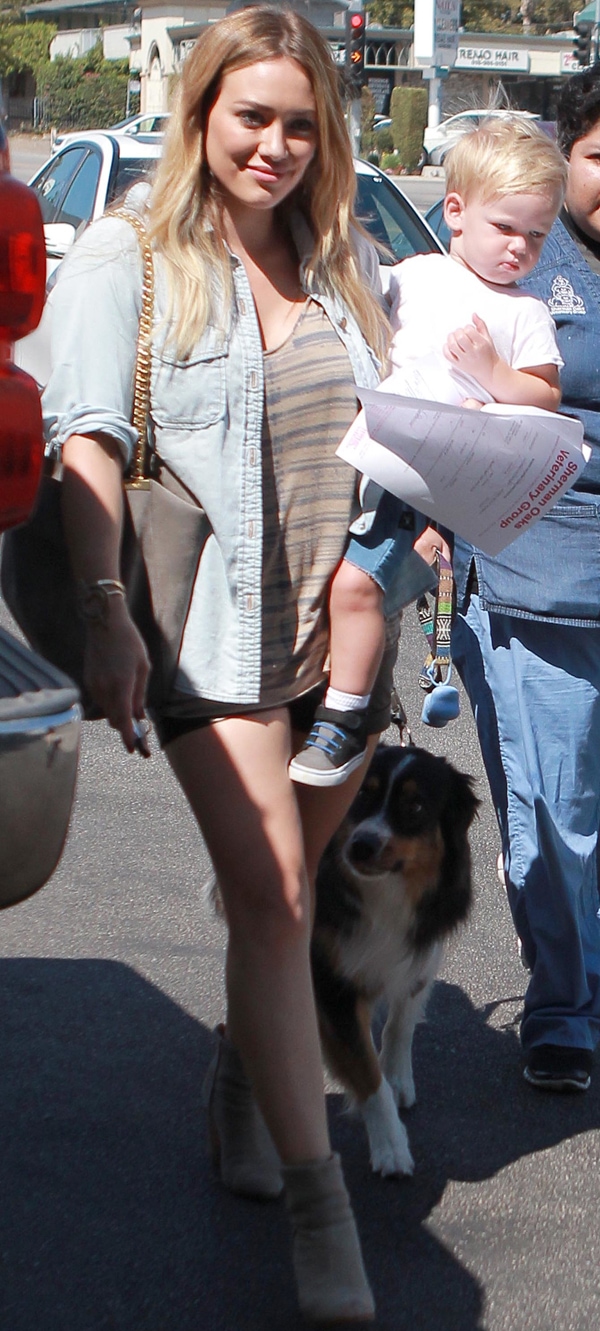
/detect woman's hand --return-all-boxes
[414,525,451,566]
[84,598,151,753]
[61,434,152,753]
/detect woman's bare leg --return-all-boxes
[166,708,329,1165]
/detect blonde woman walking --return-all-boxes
[41,6,404,1321]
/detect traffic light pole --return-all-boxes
[348,96,361,157]
[345,3,365,156]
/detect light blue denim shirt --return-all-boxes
[453,218,600,628]
[42,208,384,702]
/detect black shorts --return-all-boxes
[152,611,401,750]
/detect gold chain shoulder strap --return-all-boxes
[111,207,154,484]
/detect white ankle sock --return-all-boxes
[324,687,370,712]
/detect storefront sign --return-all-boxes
[414,0,461,68]
[561,51,590,71]
[366,75,393,113]
[455,46,530,71]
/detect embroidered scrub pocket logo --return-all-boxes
[548,275,586,316]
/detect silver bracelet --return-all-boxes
[78,578,126,626]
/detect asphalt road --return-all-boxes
[4,133,600,1331]
[2,587,599,1331]
[8,132,52,182]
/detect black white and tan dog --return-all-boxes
[311,744,479,1178]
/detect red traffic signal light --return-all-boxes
[345,10,366,82]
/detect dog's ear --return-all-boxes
[447,770,480,837]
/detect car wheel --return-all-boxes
[417,147,428,172]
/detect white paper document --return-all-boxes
[336,389,590,556]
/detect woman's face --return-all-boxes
[204,57,318,217]
[565,119,600,241]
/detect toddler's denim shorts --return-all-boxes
[345,491,437,615]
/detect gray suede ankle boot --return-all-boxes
[282,1152,375,1323]
[202,1024,283,1200]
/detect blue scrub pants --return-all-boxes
[452,594,600,1054]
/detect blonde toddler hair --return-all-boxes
[444,116,567,209]
[147,4,389,361]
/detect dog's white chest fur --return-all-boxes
[336,867,418,1000]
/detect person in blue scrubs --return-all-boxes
[452,67,600,1092]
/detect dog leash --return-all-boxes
[417,550,454,693]
[389,688,413,747]
[416,550,460,728]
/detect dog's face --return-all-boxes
[341,745,479,906]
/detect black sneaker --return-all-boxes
[523,1044,593,1093]
[289,705,368,787]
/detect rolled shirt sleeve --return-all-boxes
[42,214,145,467]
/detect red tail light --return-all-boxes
[0,174,46,340]
[0,354,44,533]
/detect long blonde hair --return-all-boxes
[148,4,388,360]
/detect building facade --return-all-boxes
[18,0,586,127]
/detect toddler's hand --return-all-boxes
[443,312,498,388]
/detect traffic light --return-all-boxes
[345,10,366,87]
[574,20,593,67]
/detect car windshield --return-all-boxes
[354,173,437,264]
[109,156,159,202]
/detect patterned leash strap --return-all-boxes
[416,551,454,693]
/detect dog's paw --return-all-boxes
[389,1073,416,1110]
[360,1079,414,1178]
[380,1049,417,1109]
[370,1130,415,1179]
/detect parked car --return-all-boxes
[0,131,81,908]
[108,110,170,137]
[52,111,170,153]
[424,196,450,249]
[17,132,443,386]
[16,132,163,385]
[423,108,540,167]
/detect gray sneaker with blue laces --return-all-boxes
[289,705,368,787]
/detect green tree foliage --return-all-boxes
[365,0,413,26]
[390,84,428,170]
[0,22,55,78]
[461,0,573,31]
[366,1,574,33]
[37,41,130,129]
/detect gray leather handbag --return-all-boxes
[1,209,210,717]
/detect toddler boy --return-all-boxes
[290,117,567,786]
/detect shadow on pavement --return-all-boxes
[0,963,596,1330]
[332,980,600,1331]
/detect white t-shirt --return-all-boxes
[386,253,563,406]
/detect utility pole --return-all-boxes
[414,0,460,128]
